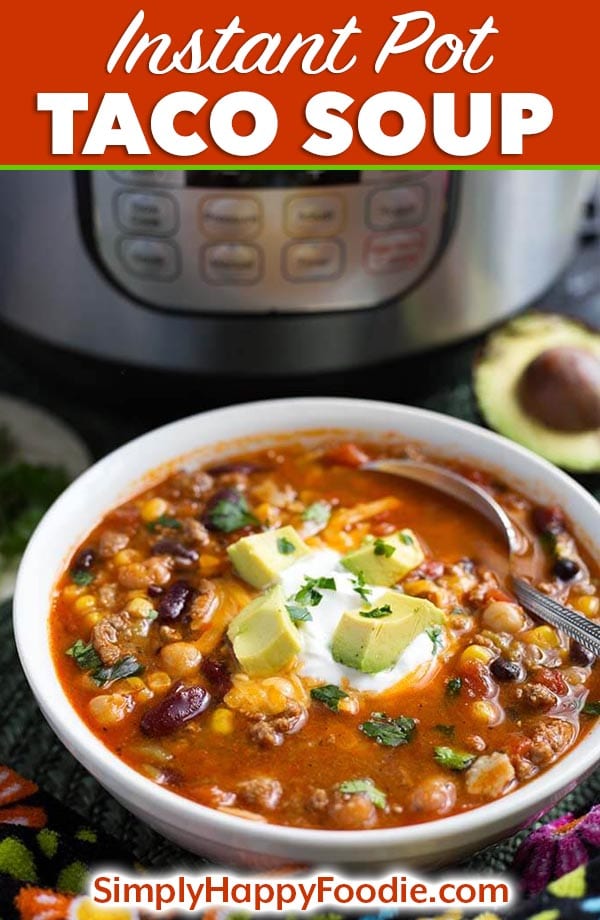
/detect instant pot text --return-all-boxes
[36,9,553,158]
[91,868,513,912]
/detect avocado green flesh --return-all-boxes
[474,314,600,473]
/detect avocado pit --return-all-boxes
[517,346,600,433]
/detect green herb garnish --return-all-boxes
[338,778,387,809]
[286,603,313,623]
[373,539,395,558]
[146,514,183,533]
[310,684,349,711]
[351,571,372,603]
[302,501,331,526]
[446,676,462,697]
[70,570,94,586]
[295,575,336,607]
[360,604,392,619]
[91,656,144,687]
[277,536,296,555]
[399,532,414,545]
[359,712,416,747]
[434,724,455,737]
[583,701,600,715]
[207,493,259,533]
[426,625,443,653]
[433,746,475,771]
[66,640,102,671]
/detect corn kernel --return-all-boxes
[471,700,501,725]
[74,594,96,612]
[124,677,146,692]
[114,548,142,566]
[140,497,168,523]
[199,554,222,576]
[127,596,156,619]
[83,611,102,630]
[211,707,235,735]
[523,625,560,648]
[147,671,172,693]
[137,688,154,704]
[63,584,84,601]
[575,595,600,618]
[460,644,495,666]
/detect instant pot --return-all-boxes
[0,170,592,376]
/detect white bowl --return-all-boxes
[14,398,600,869]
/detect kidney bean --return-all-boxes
[158,580,195,622]
[201,657,232,697]
[570,641,596,667]
[151,540,199,565]
[532,505,566,537]
[74,548,96,571]
[140,683,210,737]
[553,557,580,581]
[207,462,266,475]
[491,658,523,682]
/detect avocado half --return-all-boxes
[474,313,600,473]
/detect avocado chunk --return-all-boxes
[341,530,424,586]
[474,313,600,473]
[331,590,444,673]
[227,585,302,677]
[228,525,310,588]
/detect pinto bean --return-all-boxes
[237,778,282,811]
[408,776,456,816]
[328,790,377,829]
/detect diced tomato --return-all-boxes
[324,443,370,468]
[502,732,533,758]
[486,587,514,604]
[460,660,496,699]
[535,667,568,696]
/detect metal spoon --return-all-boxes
[364,458,600,658]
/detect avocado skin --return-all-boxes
[473,313,600,473]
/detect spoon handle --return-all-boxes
[512,577,600,658]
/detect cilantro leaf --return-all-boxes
[310,684,348,711]
[360,604,392,619]
[91,656,144,687]
[399,532,414,545]
[295,575,336,607]
[359,712,416,747]
[66,640,102,671]
[302,501,331,526]
[146,515,182,533]
[426,625,443,653]
[338,778,387,809]
[207,493,258,533]
[70,570,94,586]
[446,677,462,697]
[351,571,372,603]
[433,746,475,771]
[583,701,600,715]
[373,539,395,558]
[286,603,313,623]
[277,536,296,555]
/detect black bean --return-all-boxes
[553,557,580,581]
[491,658,523,682]
[570,641,596,667]
[140,683,210,737]
[201,658,232,697]
[532,506,566,536]
[151,540,199,564]
[207,462,266,475]
[74,548,96,571]
[158,580,195,622]
[147,584,164,598]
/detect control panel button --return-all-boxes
[283,240,344,281]
[119,238,179,280]
[365,231,423,274]
[200,196,261,239]
[367,185,427,230]
[285,195,344,237]
[111,171,185,188]
[116,192,178,236]
[202,244,262,285]
[361,170,431,184]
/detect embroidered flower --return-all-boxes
[514,805,600,895]
[0,765,47,829]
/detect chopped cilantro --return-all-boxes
[207,494,258,533]
[360,604,393,619]
[446,676,462,697]
[351,571,372,603]
[359,712,416,747]
[582,701,600,716]
[91,656,144,687]
[399,532,413,545]
[70,570,94,586]
[426,625,443,653]
[286,603,313,623]
[310,684,349,711]
[434,746,475,771]
[373,539,395,558]
[302,501,331,526]
[277,536,296,555]
[338,778,387,809]
[295,575,336,607]
[146,515,182,533]
[66,640,102,671]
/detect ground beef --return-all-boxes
[517,683,556,711]
[91,611,130,666]
[182,518,211,546]
[529,719,574,765]
[237,778,282,810]
[189,580,217,630]
[98,530,130,559]
[248,702,308,747]
[169,470,214,500]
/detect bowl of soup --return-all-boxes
[14,398,600,868]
